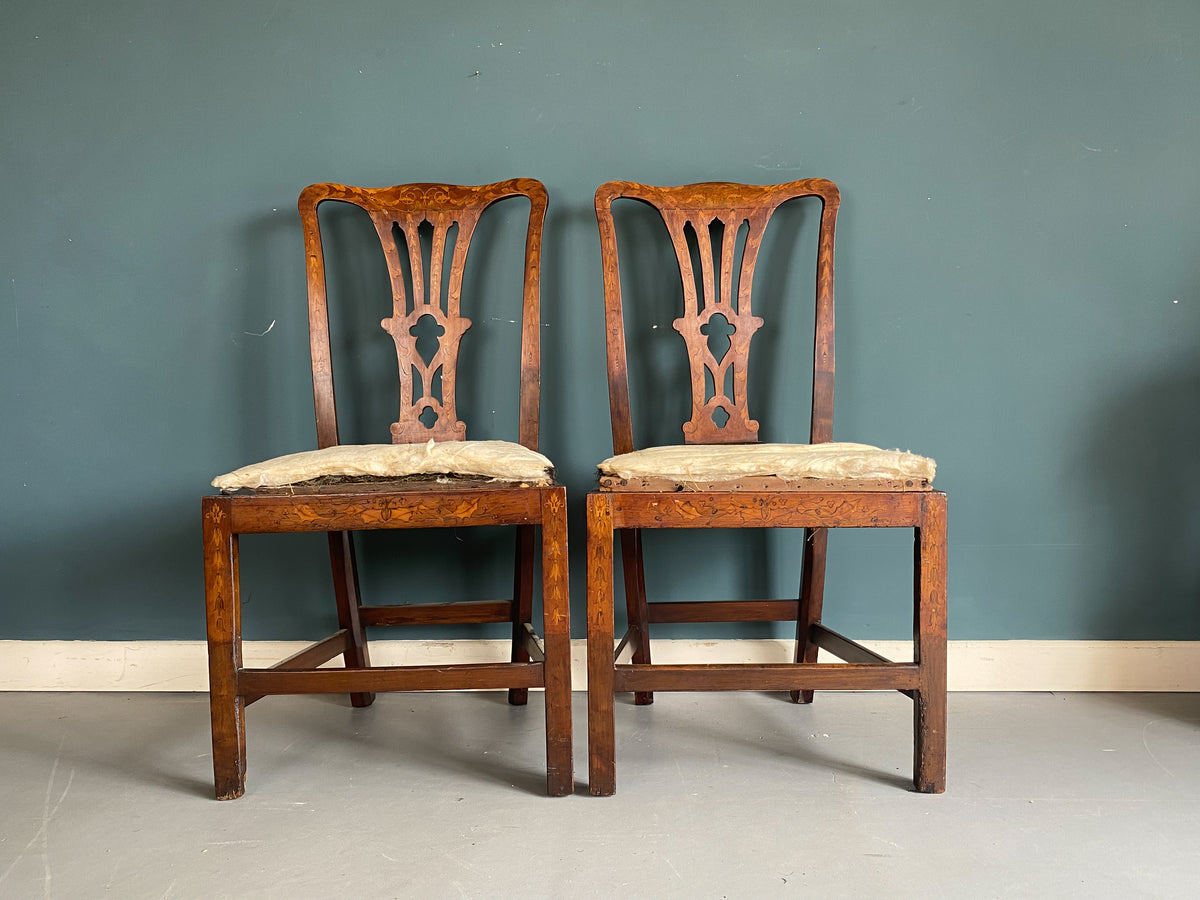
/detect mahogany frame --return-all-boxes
[586,179,947,795]
[202,179,571,799]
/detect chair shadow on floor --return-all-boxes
[1,690,574,804]
[246,692,558,797]
[611,692,914,791]
[0,695,216,801]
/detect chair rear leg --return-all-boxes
[791,527,828,704]
[619,528,653,705]
[540,489,573,795]
[913,493,948,793]
[328,531,374,708]
[203,498,246,800]
[509,524,536,706]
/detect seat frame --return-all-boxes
[203,179,571,799]
[585,179,946,795]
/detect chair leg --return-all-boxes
[791,527,828,704]
[913,493,948,793]
[539,489,573,795]
[328,531,374,708]
[587,493,617,796]
[508,524,536,706]
[619,528,653,705]
[203,498,246,800]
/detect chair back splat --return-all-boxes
[586,179,946,797]
[300,180,546,450]
[595,180,838,453]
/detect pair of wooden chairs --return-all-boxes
[202,177,947,801]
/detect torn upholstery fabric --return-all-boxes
[598,442,935,484]
[212,440,554,491]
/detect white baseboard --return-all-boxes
[2,639,1198,692]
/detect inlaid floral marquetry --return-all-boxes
[586,179,947,799]
[594,180,840,449]
[665,208,766,443]
[203,180,573,802]
[371,201,478,442]
[299,180,548,449]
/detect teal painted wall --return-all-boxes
[2,1,1198,641]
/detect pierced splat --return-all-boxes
[299,180,549,451]
[665,209,767,443]
[594,180,840,455]
[373,209,476,442]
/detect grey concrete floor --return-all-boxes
[1,691,1197,899]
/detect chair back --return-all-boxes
[594,180,839,454]
[299,179,548,450]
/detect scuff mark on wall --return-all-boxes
[243,319,276,337]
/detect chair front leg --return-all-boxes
[913,492,948,793]
[587,493,617,796]
[539,489,573,795]
[203,497,246,800]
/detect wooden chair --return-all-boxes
[586,179,947,795]
[202,179,571,799]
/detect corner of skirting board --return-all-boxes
[1,640,1198,692]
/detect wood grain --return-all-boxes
[646,599,800,623]
[540,486,574,796]
[594,179,838,449]
[600,475,931,492]
[587,178,948,795]
[508,524,536,707]
[792,526,828,704]
[203,180,570,799]
[586,493,617,796]
[618,528,653,705]
[613,662,920,693]
[914,491,948,793]
[298,179,547,449]
[202,497,246,800]
[607,491,923,530]
[239,662,544,695]
[357,601,513,627]
[328,531,373,707]
[226,488,542,533]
